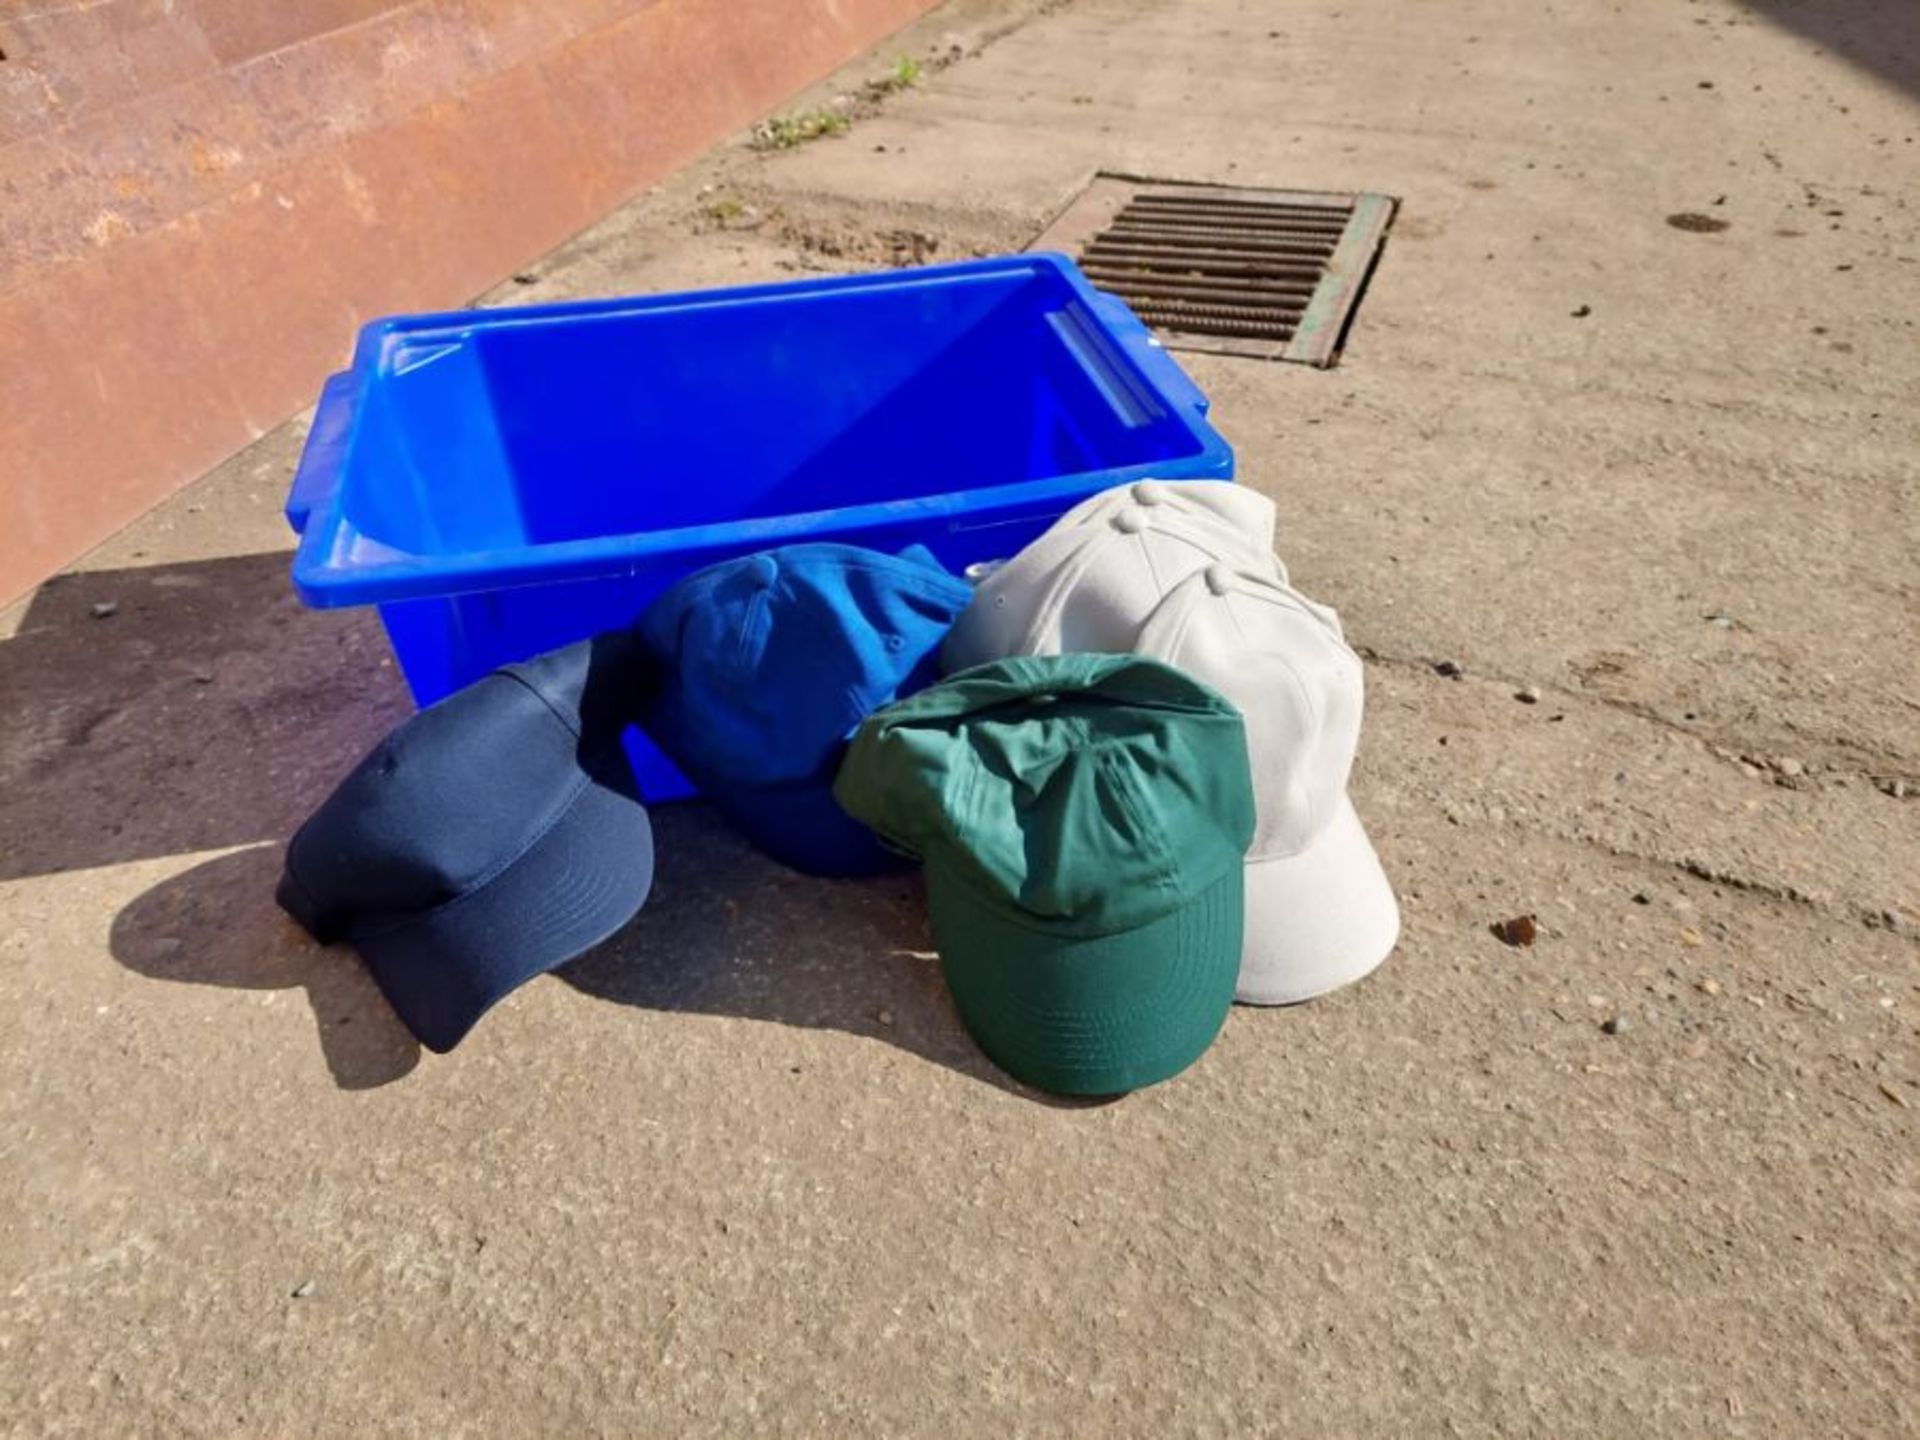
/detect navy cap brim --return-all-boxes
[348,770,654,1052]
[706,770,906,878]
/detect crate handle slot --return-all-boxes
[286,371,358,535]
[1088,291,1211,417]
[1047,306,1159,429]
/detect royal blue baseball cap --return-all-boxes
[276,631,654,1052]
[638,542,972,876]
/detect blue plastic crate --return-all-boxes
[286,254,1234,799]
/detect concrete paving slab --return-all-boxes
[2,0,1916,1434]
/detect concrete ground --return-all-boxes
[3,0,1916,1433]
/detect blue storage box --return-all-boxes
[286,254,1234,799]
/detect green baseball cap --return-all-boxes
[833,653,1256,1095]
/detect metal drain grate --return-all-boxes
[1032,175,1396,366]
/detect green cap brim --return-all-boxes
[927,861,1243,1096]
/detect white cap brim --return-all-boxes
[1239,794,1399,1005]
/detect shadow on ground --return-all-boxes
[8,551,1074,1100]
[108,807,1070,1102]
[1,550,423,1087]
[110,844,425,1090]
[0,551,407,882]
[1750,0,1920,103]
[557,803,1101,1107]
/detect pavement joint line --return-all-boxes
[1360,646,1918,787]
[1433,810,1830,918]
[1459,824,1882,931]
[1360,644,1755,748]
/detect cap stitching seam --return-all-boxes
[1140,527,1166,598]
[1105,753,1181,897]
[497,669,584,740]
[732,586,771,668]
[342,769,595,941]
[1276,659,1323,840]
[1024,539,1110,654]
[1235,571,1358,655]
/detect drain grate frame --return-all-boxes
[1032,174,1396,367]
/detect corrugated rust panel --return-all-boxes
[0,1,219,146]
[0,0,944,605]
[187,0,416,68]
[0,0,718,286]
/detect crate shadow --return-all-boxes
[0,551,409,883]
[18,553,1090,1100]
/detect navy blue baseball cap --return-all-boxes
[276,631,654,1052]
[638,542,972,876]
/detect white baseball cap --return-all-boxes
[943,480,1399,1004]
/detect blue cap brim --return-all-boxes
[349,773,654,1051]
